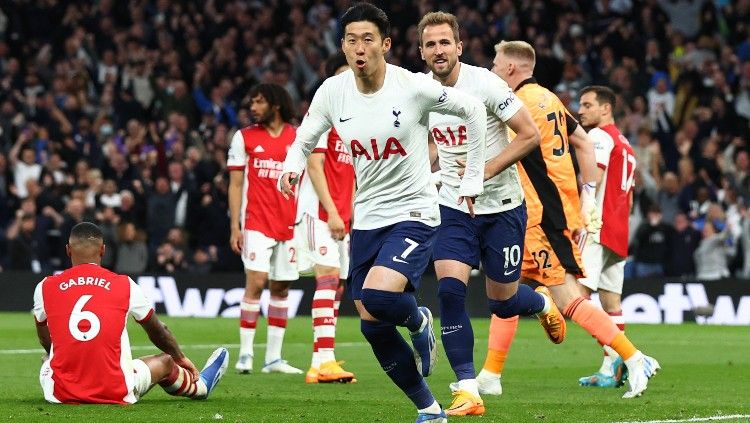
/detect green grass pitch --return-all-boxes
[1,312,749,422]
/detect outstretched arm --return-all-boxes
[280,83,333,197]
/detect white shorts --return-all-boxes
[40,358,151,403]
[242,230,299,281]
[296,213,350,278]
[578,240,625,294]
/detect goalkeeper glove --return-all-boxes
[580,182,602,233]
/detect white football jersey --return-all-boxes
[282,64,487,230]
[429,63,524,215]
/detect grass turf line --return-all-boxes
[1,312,748,422]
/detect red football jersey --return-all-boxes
[298,128,355,231]
[227,124,297,240]
[33,263,153,404]
[589,123,636,257]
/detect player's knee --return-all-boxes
[360,288,399,322]
[269,280,290,297]
[488,296,519,319]
[360,318,394,341]
[438,277,467,304]
[314,264,339,278]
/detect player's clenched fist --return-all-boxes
[229,227,243,254]
[278,172,299,199]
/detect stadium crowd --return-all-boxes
[0,0,749,279]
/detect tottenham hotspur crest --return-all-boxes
[393,108,401,127]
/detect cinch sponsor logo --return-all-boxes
[498,95,515,111]
[350,138,406,160]
[136,276,304,318]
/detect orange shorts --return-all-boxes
[521,224,585,286]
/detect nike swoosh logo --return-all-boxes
[339,117,353,122]
[441,329,461,335]
[504,269,516,276]
[392,256,408,264]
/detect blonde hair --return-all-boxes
[495,40,536,69]
[417,11,460,46]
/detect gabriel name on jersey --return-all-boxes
[58,276,112,291]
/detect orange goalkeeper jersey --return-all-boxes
[515,78,581,230]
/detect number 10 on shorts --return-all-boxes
[503,245,521,269]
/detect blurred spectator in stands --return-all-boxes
[155,227,189,273]
[147,176,176,250]
[667,213,701,277]
[115,221,148,275]
[647,72,674,134]
[694,220,731,280]
[118,189,146,228]
[188,246,218,275]
[632,205,672,277]
[98,179,122,209]
[58,197,88,267]
[168,160,193,228]
[95,206,120,269]
[655,171,681,224]
[7,212,48,273]
[9,132,42,199]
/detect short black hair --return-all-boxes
[69,222,103,242]
[248,83,295,124]
[581,85,616,108]
[325,52,349,78]
[340,2,390,39]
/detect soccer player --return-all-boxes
[418,12,566,416]
[33,222,228,404]
[576,85,639,387]
[228,83,302,375]
[296,52,356,384]
[279,4,487,421]
[479,40,659,399]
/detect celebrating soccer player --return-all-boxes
[480,40,660,399]
[418,12,567,416]
[296,53,356,384]
[33,222,228,404]
[228,83,303,375]
[576,85,643,388]
[280,3,488,422]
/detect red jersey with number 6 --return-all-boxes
[227,124,297,240]
[33,263,154,404]
[588,123,636,257]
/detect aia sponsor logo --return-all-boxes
[350,138,406,160]
[432,125,466,147]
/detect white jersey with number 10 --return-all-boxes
[429,63,525,215]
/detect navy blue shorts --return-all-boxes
[433,204,527,283]
[348,221,438,300]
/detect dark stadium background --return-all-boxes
[0,0,748,280]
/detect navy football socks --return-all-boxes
[361,319,435,409]
[438,277,475,380]
[488,283,545,318]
